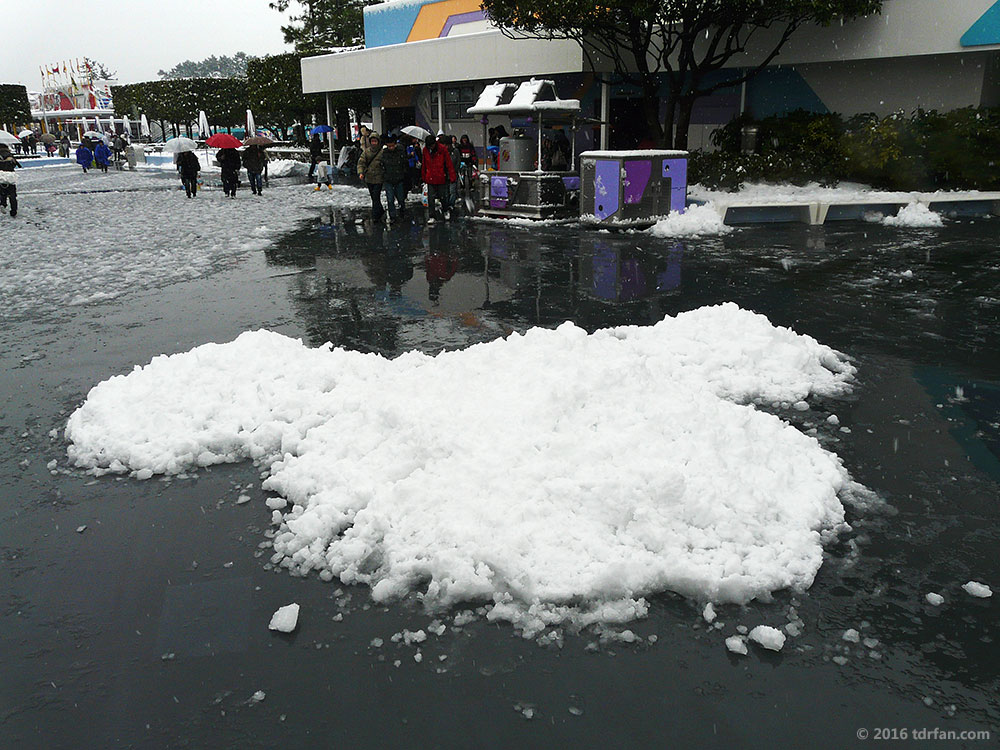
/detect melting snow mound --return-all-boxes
[66,303,857,636]
[649,204,731,238]
[882,201,943,228]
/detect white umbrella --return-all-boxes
[401,125,431,142]
[0,129,20,145]
[197,110,210,138]
[82,130,103,138]
[17,129,33,138]
[246,109,256,137]
[163,137,198,153]
[122,115,132,138]
[140,114,151,138]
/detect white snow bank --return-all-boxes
[690,181,920,206]
[648,204,731,238]
[268,602,300,632]
[267,159,309,178]
[962,581,992,598]
[66,303,857,635]
[881,201,944,228]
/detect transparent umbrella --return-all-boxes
[163,137,198,153]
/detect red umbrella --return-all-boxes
[205,133,243,148]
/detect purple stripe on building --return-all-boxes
[439,10,486,37]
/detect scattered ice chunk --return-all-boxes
[268,603,300,633]
[785,622,802,637]
[265,497,287,510]
[962,581,992,598]
[402,630,426,645]
[922,696,934,707]
[736,625,748,635]
[76,525,87,533]
[832,655,848,666]
[370,638,383,648]
[250,691,265,704]
[925,592,944,606]
[792,400,810,411]
[725,636,748,655]
[236,494,251,505]
[862,637,879,649]
[826,415,840,426]
[748,626,785,652]
[568,706,583,716]
[842,628,860,643]
[413,651,422,663]
[702,603,716,623]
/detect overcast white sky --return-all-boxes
[3,0,292,89]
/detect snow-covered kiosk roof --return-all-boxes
[467,78,581,116]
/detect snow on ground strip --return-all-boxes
[0,165,368,318]
[66,302,857,636]
[689,181,981,206]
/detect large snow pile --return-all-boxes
[648,204,731,238]
[0,166,368,319]
[65,303,857,635]
[881,201,944,228]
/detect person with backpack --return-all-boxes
[176,150,200,198]
[0,143,21,217]
[421,134,456,223]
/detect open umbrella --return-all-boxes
[40,133,57,144]
[205,133,242,149]
[163,137,198,153]
[82,130,103,138]
[400,125,431,142]
[0,130,20,146]
[246,109,256,137]
[309,124,333,136]
[197,110,210,138]
[140,114,151,138]
[17,129,33,138]
[243,135,274,146]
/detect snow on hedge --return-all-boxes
[65,303,857,635]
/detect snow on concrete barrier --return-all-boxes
[66,303,858,635]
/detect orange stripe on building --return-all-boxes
[406,0,483,43]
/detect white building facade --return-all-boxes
[301,0,1000,150]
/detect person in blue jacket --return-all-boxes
[94,141,111,173]
[76,143,94,173]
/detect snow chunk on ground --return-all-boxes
[962,581,992,598]
[925,592,944,606]
[882,202,943,228]
[725,635,748,655]
[648,204,731,238]
[842,628,860,643]
[66,303,857,635]
[268,603,300,632]
[748,625,785,651]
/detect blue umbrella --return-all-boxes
[310,125,333,136]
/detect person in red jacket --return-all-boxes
[420,134,456,223]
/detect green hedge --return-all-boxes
[0,83,31,125]
[691,107,1000,191]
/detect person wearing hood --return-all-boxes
[242,145,269,196]
[308,133,324,182]
[0,143,21,217]
[176,149,201,198]
[75,142,94,173]
[217,147,242,197]
[357,133,386,223]
[421,134,456,223]
[94,140,112,173]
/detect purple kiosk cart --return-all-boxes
[579,150,688,227]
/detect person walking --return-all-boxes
[75,142,94,173]
[0,143,21,218]
[242,144,268,196]
[59,134,70,158]
[176,149,200,197]
[444,135,461,214]
[380,134,408,223]
[307,133,324,182]
[357,133,386,223]
[217,147,241,197]
[421,134,456,223]
[94,140,111,173]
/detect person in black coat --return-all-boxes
[242,145,268,195]
[0,143,21,217]
[308,133,324,181]
[216,148,242,197]
[176,150,200,198]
